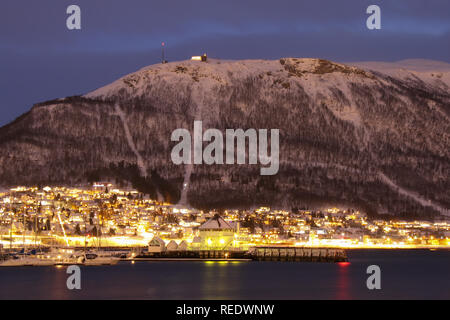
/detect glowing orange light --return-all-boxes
[338,262,350,267]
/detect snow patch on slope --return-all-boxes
[178,77,219,206]
[114,104,147,177]
[378,172,450,216]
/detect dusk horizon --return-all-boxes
[1,0,449,126]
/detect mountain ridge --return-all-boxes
[1,57,449,217]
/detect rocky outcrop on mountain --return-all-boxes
[0,58,449,217]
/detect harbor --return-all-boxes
[133,247,347,263]
[0,185,447,268]
[0,244,348,266]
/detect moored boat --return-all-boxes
[0,255,54,267]
[79,252,120,265]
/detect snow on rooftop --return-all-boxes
[199,214,234,230]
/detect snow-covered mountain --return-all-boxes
[349,59,450,92]
[0,58,449,217]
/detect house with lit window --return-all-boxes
[195,214,235,250]
[191,53,207,62]
[148,236,166,253]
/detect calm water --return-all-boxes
[0,250,448,299]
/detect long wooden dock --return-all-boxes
[134,247,347,263]
[252,247,347,262]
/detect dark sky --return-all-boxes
[1,0,449,126]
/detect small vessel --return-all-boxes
[48,248,119,266]
[79,252,119,266]
[0,248,120,267]
[0,254,54,267]
[52,254,83,266]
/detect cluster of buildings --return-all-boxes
[0,184,449,251]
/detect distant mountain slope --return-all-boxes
[348,59,450,91]
[0,58,449,217]
[350,59,450,72]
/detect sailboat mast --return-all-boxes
[9,206,13,250]
[23,209,25,250]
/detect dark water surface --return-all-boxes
[0,250,448,299]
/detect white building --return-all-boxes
[191,53,207,62]
[148,237,166,253]
[196,214,235,250]
[166,240,178,251]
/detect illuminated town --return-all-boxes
[0,183,448,256]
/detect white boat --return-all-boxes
[52,254,83,266]
[0,248,120,267]
[38,248,80,266]
[79,253,119,266]
[0,255,54,267]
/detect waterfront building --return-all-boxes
[197,214,234,250]
[148,237,166,253]
[166,240,178,251]
[178,240,188,251]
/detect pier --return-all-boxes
[134,247,347,263]
[252,247,347,262]
[1,246,348,264]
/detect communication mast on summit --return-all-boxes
[161,42,168,64]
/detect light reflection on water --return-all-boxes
[0,250,448,299]
[336,262,351,300]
